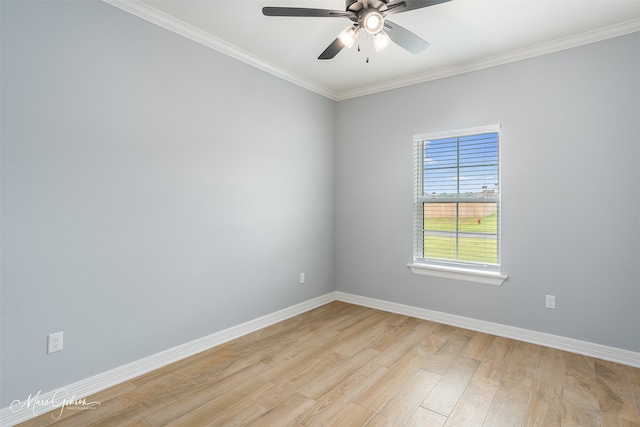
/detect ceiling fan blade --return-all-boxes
[383,0,450,16]
[384,20,429,54]
[262,7,356,19]
[318,37,346,60]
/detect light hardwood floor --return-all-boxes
[18,302,640,426]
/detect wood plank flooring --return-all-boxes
[18,301,640,426]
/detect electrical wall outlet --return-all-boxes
[299,272,305,284]
[48,331,63,353]
[545,295,556,309]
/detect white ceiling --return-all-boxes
[106,0,640,100]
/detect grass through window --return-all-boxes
[424,213,498,264]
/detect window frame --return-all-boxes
[408,124,507,286]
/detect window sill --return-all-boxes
[407,263,508,286]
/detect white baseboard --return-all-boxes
[4,290,638,425]
[0,292,337,426]
[335,291,640,368]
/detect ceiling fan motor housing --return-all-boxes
[346,0,359,10]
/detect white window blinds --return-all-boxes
[414,125,501,271]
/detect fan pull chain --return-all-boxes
[354,32,371,63]
[365,33,370,63]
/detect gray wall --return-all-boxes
[335,32,640,353]
[2,0,639,411]
[1,1,335,406]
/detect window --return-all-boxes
[409,125,507,285]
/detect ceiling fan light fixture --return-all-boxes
[338,25,359,49]
[362,10,384,34]
[372,30,391,51]
[262,0,445,60]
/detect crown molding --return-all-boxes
[336,18,640,100]
[101,0,340,101]
[103,0,638,101]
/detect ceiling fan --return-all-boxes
[262,0,450,60]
